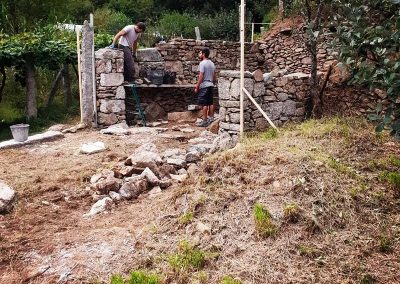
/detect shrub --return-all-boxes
[168,240,206,272]
[179,211,194,225]
[110,270,161,284]
[157,12,197,39]
[253,203,277,237]
[94,8,132,35]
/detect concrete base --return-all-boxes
[0,131,64,150]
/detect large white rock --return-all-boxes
[83,197,113,217]
[0,181,16,213]
[80,142,106,154]
[170,174,188,183]
[100,123,130,136]
[167,158,187,169]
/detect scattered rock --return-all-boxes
[148,186,162,197]
[178,168,188,175]
[0,181,16,213]
[158,164,176,178]
[100,123,130,135]
[140,167,160,186]
[163,148,186,159]
[159,178,172,189]
[109,191,122,202]
[188,137,208,144]
[185,151,201,163]
[120,166,135,177]
[210,133,237,153]
[93,177,120,194]
[180,128,195,133]
[159,133,186,141]
[167,158,187,169]
[196,221,211,235]
[80,142,106,154]
[62,123,86,134]
[208,119,220,134]
[90,173,103,184]
[84,197,113,217]
[188,144,213,155]
[170,174,188,183]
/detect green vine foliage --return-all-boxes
[332,0,400,138]
[0,26,77,70]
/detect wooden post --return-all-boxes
[240,1,245,138]
[251,22,255,43]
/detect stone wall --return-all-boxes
[153,39,260,85]
[125,87,218,125]
[218,70,311,138]
[95,49,126,127]
[150,30,335,85]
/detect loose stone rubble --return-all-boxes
[0,181,16,214]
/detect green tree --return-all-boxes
[333,0,400,137]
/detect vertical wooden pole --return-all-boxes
[240,0,245,138]
[251,22,255,43]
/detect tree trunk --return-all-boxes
[0,66,6,103]
[45,68,63,107]
[62,63,72,107]
[25,62,37,119]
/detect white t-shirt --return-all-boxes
[119,25,139,47]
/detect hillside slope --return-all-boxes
[110,118,400,284]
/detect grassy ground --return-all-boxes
[107,117,400,284]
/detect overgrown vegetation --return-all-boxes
[220,275,243,284]
[168,240,207,272]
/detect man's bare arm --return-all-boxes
[111,29,127,45]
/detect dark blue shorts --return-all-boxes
[198,87,213,106]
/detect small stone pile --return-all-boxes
[84,131,235,217]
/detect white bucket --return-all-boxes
[10,124,30,142]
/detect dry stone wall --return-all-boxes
[95,49,126,127]
[218,70,310,138]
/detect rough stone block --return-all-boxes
[100,73,124,87]
[100,100,125,114]
[98,113,119,125]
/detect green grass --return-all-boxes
[179,212,194,225]
[260,128,278,140]
[378,234,393,253]
[379,171,400,191]
[168,240,206,272]
[298,244,318,258]
[110,270,161,284]
[253,203,277,238]
[220,275,243,284]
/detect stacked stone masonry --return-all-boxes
[95,49,126,127]
[218,70,310,138]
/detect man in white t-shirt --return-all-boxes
[109,22,146,82]
[195,47,216,127]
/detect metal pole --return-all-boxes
[251,22,255,43]
[240,1,245,138]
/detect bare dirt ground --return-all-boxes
[1,118,400,284]
[0,123,203,283]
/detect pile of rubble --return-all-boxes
[84,130,236,217]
